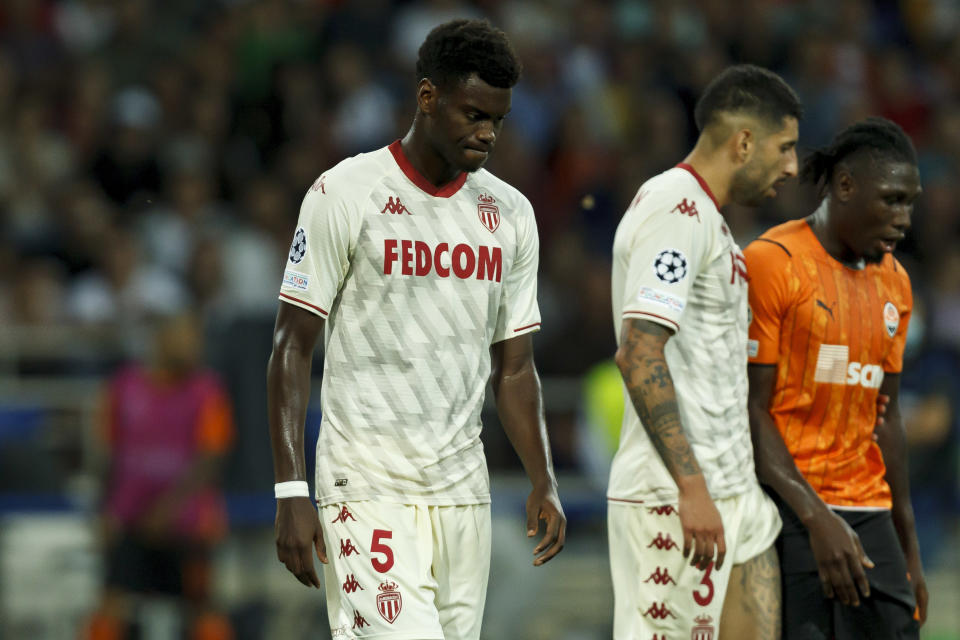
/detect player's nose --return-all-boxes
[783,148,799,178]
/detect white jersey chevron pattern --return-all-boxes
[280,141,541,506]
[608,165,757,505]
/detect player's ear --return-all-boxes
[416,78,438,115]
[734,128,754,164]
[834,163,856,203]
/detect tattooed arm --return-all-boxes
[614,318,726,569]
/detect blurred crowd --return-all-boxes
[0,0,958,560]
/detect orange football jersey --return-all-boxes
[745,219,912,508]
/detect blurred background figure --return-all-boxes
[83,312,234,640]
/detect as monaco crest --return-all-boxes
[691,614,714,640]
[377,581,402,624]
[478,193,499,233]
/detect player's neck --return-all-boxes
[681,146,733,208]
[808,200,865,269]
[400,128,462,188]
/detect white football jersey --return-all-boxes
[279,141,541,506]
[608,164,756,505]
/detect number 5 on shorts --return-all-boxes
[371,529,395,573]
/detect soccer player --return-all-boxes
[608,64,801,640]
[745,117,926,639]
[266,19,565,640]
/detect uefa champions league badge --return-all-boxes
[883,301,899,338]
[289,228,307,264]
[653,248,688,284]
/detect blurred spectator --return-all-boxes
[83,312,235,640]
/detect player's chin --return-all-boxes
[459,148,490,172]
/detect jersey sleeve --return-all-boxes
[744,239,795,365]
[278,177,363,317]
[492,201,541,343]
[619,193,712,333]
[883,268,913,373]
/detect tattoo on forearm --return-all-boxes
[620,321,701,478]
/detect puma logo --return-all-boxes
[816,299,835,319]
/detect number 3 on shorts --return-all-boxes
[693,561,715,606]
[371,529,395,573]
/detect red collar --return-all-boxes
[676,163,720,210]
[388,140,467,198]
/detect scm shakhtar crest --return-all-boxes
[478,193,499,233]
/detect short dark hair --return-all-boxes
[801,116,918,186]
[694,64,803,132]
[415,19,521,90]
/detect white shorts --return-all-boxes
[319,501,491,640]
[608,483,781,639]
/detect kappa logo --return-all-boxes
[643,602,676,620]
[692,614,715,640]
[381,196,412,215]
[339,539,359,558]
[342,574,364,594]
[670,198,700,222]
[644,567,677,586]
[647,533,680,551]
[647,505,677,516]
[478,193,499,233]
[729,250,748,285]
[352,610,369,629]
[377,581,403,624]
[651,636,667,640]
[310,175,326,194]
[331,505,356,524]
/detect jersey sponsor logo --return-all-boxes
[646,505,677,516]
[283,270,309,291]
[846,362,884,389]
[813,344,884,388]
[331,505,356,523]
[647,532,680,551]
[377,581,402,624]
[642,602,676,620]
[883,301,900,337]
[636,286,685,313]
[653,248,688,284]
[478,193,499,233]
[334,478,348,487]
[381,196,412,215]
[670,198,700,222]
[692,615,715,640]
[383,239,502,282]
[342,574,364,594]
[644,567,677,585]
[289,228,307,264]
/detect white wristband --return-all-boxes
[274,481,310,499]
